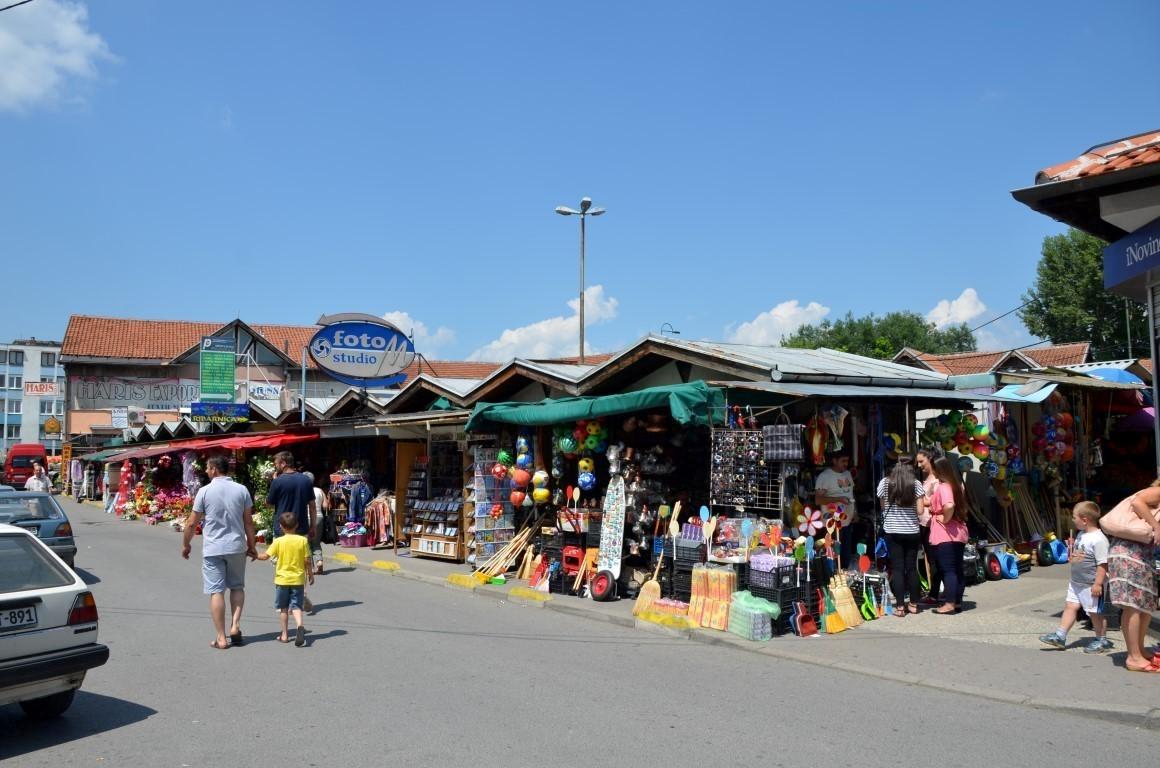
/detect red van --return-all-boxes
[4,443,49,487]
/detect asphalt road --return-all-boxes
[2,498,1157,767]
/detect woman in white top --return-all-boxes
[876,456,926,616]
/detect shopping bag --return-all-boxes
[763,413,805,461]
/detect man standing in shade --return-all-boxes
[182,455,256,650]
[267,451,317,611]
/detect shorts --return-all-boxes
[1066,581,1101,614]
[203,553,247,594]
[274,585,305,611]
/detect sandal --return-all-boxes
[932,606,957,615]
[277,635,290,644]
[1126,660,1160,673]
[229,631,244,647]
[892,607,907,618]
[907,604,919,614]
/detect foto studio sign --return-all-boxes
[308,314,417,387]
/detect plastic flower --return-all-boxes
[830,504,850,528]
[797,507,824,536]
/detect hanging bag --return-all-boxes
[1100,493,1160,544]
[763,411,805,462]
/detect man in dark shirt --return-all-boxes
[267,451,317,541]
[266,450,318,611]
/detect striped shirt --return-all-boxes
[876,478,926,535]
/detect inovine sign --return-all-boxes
[308,314,417,387]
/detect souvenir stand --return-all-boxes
[387,428,471,562]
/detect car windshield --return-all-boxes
[0,534,73,592]
[0,497,64,523]
[10,456,38,468]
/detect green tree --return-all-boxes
[782,311,976,359]
[1019,229,1146,360]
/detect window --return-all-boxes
[56,400,64,415]
[39,399,54,415]
[8,350,22,366]
[7,375,21,390]
[0,350,6,364]
[4,424,18,439]
[41,352,56,367]
[7,399,21,414]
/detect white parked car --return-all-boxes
[0,523,109,718]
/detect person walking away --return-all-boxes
[928,457,969,615]
[1039,502,1111,652]
[876,456,926,616]
[255,512,314,646]
[303,471,328,575]
[1103,483,1160,672]
[266,451,317,611]
[915,449,941,605]
[181,455,257,650]
[24,462,53,493]
[815,452,857,566]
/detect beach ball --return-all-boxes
[973,444,990,461]
[948,410,963,425]
[982,460,999,478]
[491,463,508,481]
[510,490,526,507]
[516,453,532,469]
[578,471,597,491]
[511,469,531,488]
[558,436,578,454]
[497,450,515,467]
[963,414,979,429]
[532,470,549,488]
[578,457,595,474]
[973,425,989,441]
[532,487,551,503]
[584,435,600,451]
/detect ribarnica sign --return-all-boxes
[308,314,417,387]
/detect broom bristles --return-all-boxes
[633,579,661,616]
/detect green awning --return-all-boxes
[78,448,127,462]
[465,381,725,431]
[427,396,454,411]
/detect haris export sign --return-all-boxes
[308,314,416,387]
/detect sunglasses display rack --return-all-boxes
[709,428,785,512]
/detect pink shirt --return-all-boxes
[928,482,968,545]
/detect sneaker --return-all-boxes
[1039,631,1066,649]
[1083,638,1114,654]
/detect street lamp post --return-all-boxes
[555,197,605,364]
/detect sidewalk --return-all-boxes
[73,499,1160,728]
[329,538,1160,729]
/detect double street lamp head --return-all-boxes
[555,197,605,217]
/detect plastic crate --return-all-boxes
[748,565,798,591]
[675,540,706,565]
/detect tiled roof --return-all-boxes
[901,343,1090,376]
[1141,359,1153,374]
[1036,130,1160,184]
[61,315,321,364]
[401,360,501,380]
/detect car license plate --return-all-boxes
[0,605,37,631]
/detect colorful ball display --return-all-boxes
[511,469,531,488]
[532,470,549,488]
[578,471,597,491]
[491,463,508,481]
[497,450,514,467]
[532,487,550,503]
[510,491,526,507]
[578,457,595,474]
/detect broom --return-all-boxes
[633,549,663,616]
[830,572,863,627]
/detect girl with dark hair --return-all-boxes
[876,457,926,616]
[915,449,940,604]
[929,456,969,614]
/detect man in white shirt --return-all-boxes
[24,462,53,493]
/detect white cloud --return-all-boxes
[381,310,456,358]
[725,300,831,345]
[468,285,619,362]
[927,288,987,329]
[0,0,111,112]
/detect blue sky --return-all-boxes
[2,1,1159,361]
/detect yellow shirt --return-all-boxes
[266,534,310,586]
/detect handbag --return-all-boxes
[763,412,805,461]
[1100,494,1160,544]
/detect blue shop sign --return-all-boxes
[191,402,250,424]
[308,314,417,387]
[1104,216,1160,294]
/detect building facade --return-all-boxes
[1,338,67,457]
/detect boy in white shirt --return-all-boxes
[1039,501,1111,653]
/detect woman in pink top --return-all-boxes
[929,457,969,614]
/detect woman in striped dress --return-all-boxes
[877,456,927,617]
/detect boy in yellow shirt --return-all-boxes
[256,512,314,646]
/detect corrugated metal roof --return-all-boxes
[662,338,950,385]
[423,377,485,397]
[719,380,1006,402]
